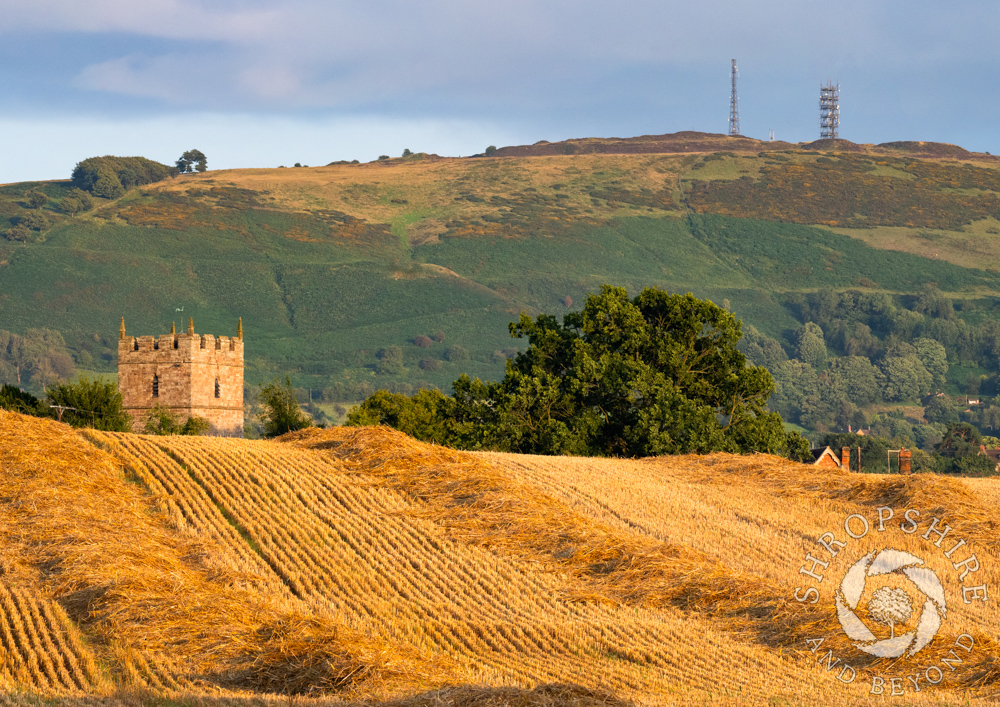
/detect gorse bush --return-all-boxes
[25,191,48,209]
[61,188,94,215]
[4,223,30,241]
[16,211,48,231]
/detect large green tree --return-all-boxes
[0,328,75,389]
[828,356,879,405]
[351,286,806,459]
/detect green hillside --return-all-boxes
[4,135,1000,443]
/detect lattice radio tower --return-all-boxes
[728,60,740,137]
[820,81,840,139]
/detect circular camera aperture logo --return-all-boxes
[792,506,990,696]
[836,548,946,658]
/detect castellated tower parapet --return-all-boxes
[118,317,244,436]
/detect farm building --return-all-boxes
[811,445,850,470]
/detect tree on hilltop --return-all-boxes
[176,149,207,173]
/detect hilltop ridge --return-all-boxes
[487,130,996,161]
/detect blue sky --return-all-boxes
[2,0,998,183]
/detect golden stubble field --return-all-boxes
[1,410,999,706]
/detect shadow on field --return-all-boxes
[0,683,633,707]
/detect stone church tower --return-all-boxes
[118,317,244,436]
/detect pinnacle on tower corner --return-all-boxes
[188,317,194,335]
[238,317,243,341]
[120,317,125,340]
[171,321,176,335]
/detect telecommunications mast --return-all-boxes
[820,81,840,139]
[729,60,740,137]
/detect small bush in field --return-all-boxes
[419,358,442,372]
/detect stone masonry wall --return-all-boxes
[118,331,244,436]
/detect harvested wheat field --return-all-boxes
[2,410,999,706]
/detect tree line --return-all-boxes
[731,285,1000,470]
[0,329,76,389]
[742,286,1000,430]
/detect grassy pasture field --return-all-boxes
[3,410,1000,705]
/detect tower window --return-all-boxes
[133,340,139,351]
[152,374,159,398]
[214,378,221,398]
[173,337,179,349]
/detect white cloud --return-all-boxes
[58,1,989,112]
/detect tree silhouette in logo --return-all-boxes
[835,548,947,658]
[866,586,913,640]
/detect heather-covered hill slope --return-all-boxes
[5,138,1000,406]
[2,411,1000,704]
